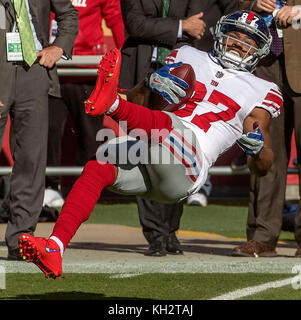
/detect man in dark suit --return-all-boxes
[119,0,238,256]
[233,0,301,257]
[0,0,78,260]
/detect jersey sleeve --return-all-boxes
[256,84,283,118]
[164,45,191,64]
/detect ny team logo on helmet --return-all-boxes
[214,10,272,73]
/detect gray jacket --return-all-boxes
[0,0,79,105]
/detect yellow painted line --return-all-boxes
[122,225,288,244]
[123,226,243,240]
[176,230,227,239]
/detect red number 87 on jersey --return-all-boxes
[173,81,241,133]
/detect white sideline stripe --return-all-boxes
[1,259,300,274]
[109,273,141,279]
[210,277,293,300]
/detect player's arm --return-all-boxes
[126,62,188,108]
[102,0,124,49]
[239,107,273,177]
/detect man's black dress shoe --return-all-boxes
[144,242,167,257]
[166,233,183,255]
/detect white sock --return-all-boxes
[105,95,120,115]
[49,236,64,258]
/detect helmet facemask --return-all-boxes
[214,13,273,73]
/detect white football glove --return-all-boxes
[237,121,264,156]
[148,62,189,104]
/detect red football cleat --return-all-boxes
[84,48,121,116]
[18,234,62,279]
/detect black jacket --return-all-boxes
[119,0,238,89]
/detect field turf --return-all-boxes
[0,203,299,303]
[0,273,297,300]
[87,203,295,241]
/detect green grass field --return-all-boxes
[0,203,299,303]
[0,273,298,300]
[87,203,295,241]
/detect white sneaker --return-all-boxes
[43,188,65,208]
[187,193,208,207]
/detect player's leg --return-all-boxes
[18,137,151,279]
[18,160,117,279]
[145,141,200,202]
[109,97,173,141]
[145,113,206,203]
[84,49,173,140]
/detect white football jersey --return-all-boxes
[166,46,282,172]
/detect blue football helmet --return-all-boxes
[213,10,272,73]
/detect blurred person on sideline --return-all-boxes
[0,0,78,260]
[186,175,212,206]
[44,0,124,208]
[232,0,301,257]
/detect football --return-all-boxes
[150,63,196,112]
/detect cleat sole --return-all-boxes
[84,49,121,116]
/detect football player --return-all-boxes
[18,10,283,279]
